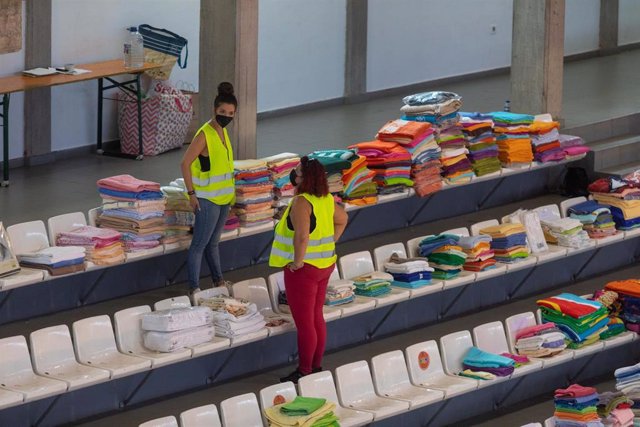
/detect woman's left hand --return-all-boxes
[288,262,304,272]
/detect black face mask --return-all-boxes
[215,115,233,128]
[290,169,299,187]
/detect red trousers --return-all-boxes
[284,263,334,375]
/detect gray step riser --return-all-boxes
[594,140,640,170]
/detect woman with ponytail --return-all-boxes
[181,82,237,297]
[269,156,348,383]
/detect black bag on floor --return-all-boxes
[562,167,589,197]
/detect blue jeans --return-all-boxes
[187,198,230,290]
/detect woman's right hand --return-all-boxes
[189,194,200,211]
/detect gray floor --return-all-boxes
[2,49,640,226]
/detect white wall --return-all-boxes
[367,0,513,92]
[564,0,600,55]
[1,2,26,160]
[257,0,346,112]
[619,0,640,45]
[50,0,199,153]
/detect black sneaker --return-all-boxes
[312,367,323,373]
[279,369,306,384]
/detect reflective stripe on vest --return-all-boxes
[270,247,336,261]
[195,186,235,199]
[272,234,334,247]
[192,172,234,187]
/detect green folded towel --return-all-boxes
[311,412,340,426]
[280,396,326,416]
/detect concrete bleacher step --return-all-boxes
[589,133,640,172]
[73,264,640,427]
[598,159,640,178]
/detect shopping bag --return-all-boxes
[138,24,188,80]
[118,82,193,156]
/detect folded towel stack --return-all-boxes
[97,174,166,252]
[537,293,609,349]
[383,252,434,288]
[56,225,124,266]
[141,306,215,352]
[233,159,275,228]
[418,234,467,280]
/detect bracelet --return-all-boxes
[187,190,195,196]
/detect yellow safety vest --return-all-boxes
[269,193,337,269]
[190,122,235,205]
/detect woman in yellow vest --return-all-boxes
[181,82,236,297]
[269,157,348,383]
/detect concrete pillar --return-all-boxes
[599,0,619,53]
[199,0,258,159]
[24,0,52,164]
[511,0,565,120]
[345,0,367,100]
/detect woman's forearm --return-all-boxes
[334,222,346,242]
[181,163,194,192]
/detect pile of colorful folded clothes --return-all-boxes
[161,179,194,248]
[479,223,530,263]
[597,390,634,426]
[567,200,618,239]
[418,234,467,280]
[377,119,442,197]
[604,279,640,334]
[264,396,339,427]
[559,134,591,160]
[16,245,86,276]
[307,149,352,195]
[56,226,125,266]
[233,159,275,228]
[491,112,534,166]
[458,235,497,272]
[536,207,592,249]
[400,91,463,128]
[460,113,501,177]
[310,149,377,205]
[383,252,434,289]
[529,120,565,163]
[224,211,240,233]
[585,289,627,341]
[458,346,515,381]
[350,271,393,297]
[552,384,603,427]
[96,175,165,253]
[513,322,568,358]
[263,152,300,215]
[614,363,640,423]
[439,145,475,185]
[589,175,640,231]
[199,296,267,339]
[502,209,549,255]
[349,139,413,194]
[325,280,356,306]
[537,293,609,350]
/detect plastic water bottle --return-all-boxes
[503,100,511,112]
[124,26,144,69]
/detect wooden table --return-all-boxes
[0,60,161,187]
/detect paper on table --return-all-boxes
[55,68,91,76]
[23,67,58,77]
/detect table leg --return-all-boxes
[1,93,10,187]
[96,78,104,155]
[135,74,143,161]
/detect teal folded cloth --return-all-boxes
[463,346,516,368]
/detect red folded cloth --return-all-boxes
[554,384,597,398]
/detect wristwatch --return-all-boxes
[187,190,195,196]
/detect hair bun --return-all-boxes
[217,82,234,96]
